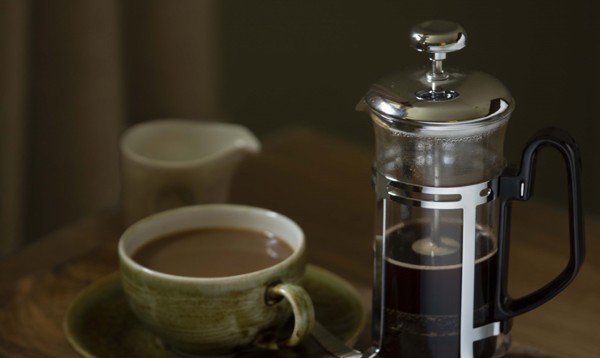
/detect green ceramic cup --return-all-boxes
[118,204,315,356]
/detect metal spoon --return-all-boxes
[311,321,363,358]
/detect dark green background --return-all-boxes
[220,1,598,215]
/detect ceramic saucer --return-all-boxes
[64,265,365,357]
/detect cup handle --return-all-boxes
[258,282,315,349]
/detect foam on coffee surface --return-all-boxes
[411,237,460,256]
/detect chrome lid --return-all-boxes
[360,20,514,125]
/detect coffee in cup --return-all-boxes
[118,204,315,356]
[131,227,294,277]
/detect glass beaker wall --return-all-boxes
[371,112,510,188]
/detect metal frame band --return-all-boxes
[379,177,501,357]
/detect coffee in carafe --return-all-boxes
[382,221,497,357]
[358,20,585,358]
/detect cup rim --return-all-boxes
[118,204,305,284]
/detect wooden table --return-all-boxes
[1,128,598,357]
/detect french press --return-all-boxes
[358,20,585,357]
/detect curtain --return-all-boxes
[1,0,31,255]
[0,0,221,256]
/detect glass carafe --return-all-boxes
[358,20,585,358]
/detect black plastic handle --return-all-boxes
[494,127,585,323]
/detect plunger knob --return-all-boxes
[410,20,467,81]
